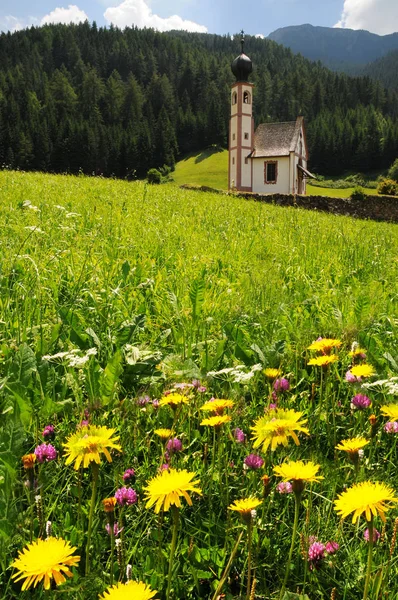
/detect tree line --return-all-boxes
[0,23,397,177]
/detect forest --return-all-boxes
[0,22,397,177]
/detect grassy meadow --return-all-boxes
[2,170,398,599]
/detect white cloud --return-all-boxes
[104,0,207,32]
[255,33,264,39]
[335,0,398,35]
[41,5,89,26]
[0,15,39,33]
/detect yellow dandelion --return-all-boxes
[308,355,339,367]
[228,497,262,516]
[22,454,36,469]
[336,437,369,456]
[199,399,235,414]
[144,468,202,513]
[251,408,309,452]
[273,460,323,483]
[200,415,232,427]
[154,428,173,439]
[11,537,80,591]
[264,368,281,379]
[307,338,341,353]
[349,346,367,358]
[63,425,122,470]
[334,481,398,524]
[350,364,375,378]
[381,404,398,420]
[102,497,117,512]
[159,393,189,409]
[99,580,158,599]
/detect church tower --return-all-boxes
[229,33,254,191]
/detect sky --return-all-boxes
[1,0,398,37]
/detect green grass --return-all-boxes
[307,183,379,197]
[2,170,398,600]
[173,147,228,189]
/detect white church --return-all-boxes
[229,37,315,194]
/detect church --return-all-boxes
[229,37,315,194]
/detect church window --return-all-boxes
[232,157,235,165]
[264,161,277,184]
[244,132,249,140]
[243,91,251,104]
[232,133,236,141]
[232,92,237,105]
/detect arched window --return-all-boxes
[232,92,237,105]
[243,91,251,104]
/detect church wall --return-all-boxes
[252,156,290,194]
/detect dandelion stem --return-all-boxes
[246,519,253,600]
[279,491,301,600]
[85,462,99,576]
[166,506,180,600]
[363,517,373,600]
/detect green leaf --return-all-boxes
[100,351,123,405]
[189,278,205,321]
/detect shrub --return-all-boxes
[377,178,398,196]
[387,159,398,182]
[146,168,162,184]
[350,186,367,201]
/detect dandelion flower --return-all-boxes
[264,368,281,379]
[336,437,369,456]
[99,580,158,599]
[11,537,80,591]
[63,425,122,470]
[154,428,172,439]
[144,468,202,513]
[159,393,188,409]
[334,481,398,524]
[349,346,367,359]
[103,497,117,512]
[381,404,398,421]
[251,408,309,452]
[274,460,323,484]
[308,355,339,367]
[22,454,36,469]
[200,415,231,427]
[350,364,375,379]
[228,497,262,516]
[199,399,235,413]
[307,338,341,354]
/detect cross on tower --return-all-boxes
[240,30,245,53]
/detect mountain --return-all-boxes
[0,24,397,178]
[268,24,398,72]
[362,50,398,89]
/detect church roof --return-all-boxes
[251,117,304,158]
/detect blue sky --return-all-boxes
[1,0,398,36]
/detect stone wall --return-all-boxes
[180,184,398,224]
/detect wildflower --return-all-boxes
[276,481,293,494]
[99,580,158,599]
[144,468,201,513]
[174,382,193,390]
[234,427,246,443]
[228,497,262,518]
[103,497,117,512]
[335,437,369,461]
[384,421,398,433]
[42,425,55,440]
[123,468,136,483]
[11,537,80,591]
[154,428,172,439]
[105,522,123,537]
[115,487,138,507]
[63,425,122,470]
[200,399,234,414]
[251,408,309,452]
[269,402,277,410]
[364,528,381,543]
[274,461,323,495]
[78,420,89,428]
[308,338,341,354]
[274,378,290,393]
[350,364,376,379]
[166,438,182,454]
[200,415,231,427]
[34,443,57,463]
[351,394,372,410]
[244,454,264,470]
[308,541,325,569]
[197,386,207,392]
[349,345,367,360]
[308,355,339,367]
[22,454,36,470]
[264,368,281,379]
[345,370,357,383]
[152,399,160,409]
[334,481,398,523]
[381,404,398,421]
[137,395,151,407]
[325,541,339,554]
[160,463,169,471]
[192,379,201,388]
[159,393,188,409]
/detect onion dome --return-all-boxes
[231,31,252,82]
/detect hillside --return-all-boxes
[268,24,398,71]
[0,23,397,178]
[362,49,398,89]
